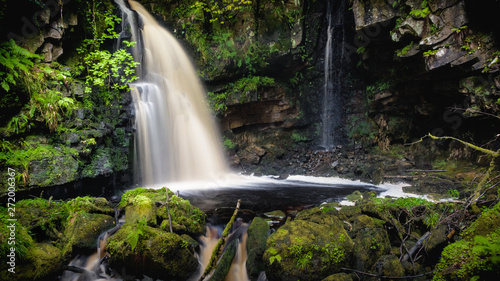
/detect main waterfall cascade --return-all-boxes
[320,0,346,150]
[120,0,228,186]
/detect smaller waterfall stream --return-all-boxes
[320,0,346,150]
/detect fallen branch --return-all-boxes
[200,199,241,281]
[402,231,431,262]
[62,265,85,273]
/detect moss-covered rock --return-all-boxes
[246,217,270,278]
[433,201,500,280]
[64,212,115,250]
[120,188,206,236]
[370,255,404,279]
[351,215,391,271]
[1,243,63,281]
[264,215,354,281]
[125,194,156,225]
[106,223,198,280]
[346,190,363,202]
[322,272,353,281]
[16,198,69,241]
[424,224,448,256]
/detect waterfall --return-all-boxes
[117,0,228,185]
[320,0,346,150]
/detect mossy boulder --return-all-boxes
[264,216,354,281]
[120,188,206,236]
[295,206,340,224]
[246,217,270,278]
[26,145,79,187]
[433,201,500,280]
[462,201,500,239]
[125,194,156,225]
[16,198,69,241]
[66,196,114,214]
[322,272,353,281]
[370,255,404,279]
[158,195,206,235]
[106,223,198,280]
[2,243,63,281]
[346,190,363,202]
[351,215,391,271]
[424,224,448,257]
[64,212,115,250]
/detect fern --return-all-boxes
[0,39,40,93]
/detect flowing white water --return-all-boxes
[321,0,335,149]
[124,0,228,186]
[320,0,346,150]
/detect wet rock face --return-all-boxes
[351,0,500,154]
[221,87,300,131]
[352,0,401,30]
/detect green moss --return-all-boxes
[16,198,69,241]
[0,143,79,189]
[322,272,353,281]
[119,187,169,208]
[106,223,198,280]
[346,191,363,202]
[120,188,206,235]
[64,212,115,250]
[352,215,391,271]
[462,201,500,239]
[433,202,500,280]
[264,216,354,280]
[247,217,270,276]
[125,194,156,225]
[0,207,34,260]
[22,243,62,280]
[66,196,114,214]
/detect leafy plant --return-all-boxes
[424,211,440,228]
[0,39,40,92]
[223,136,235,149]
[396,41,415,57]
[291,132,308,143]
[370,237,380,250]
[448,188,460,199]
[452,25,468,34]
[126,217,147,251]
[267,247,282,265]
[423,49,438,57]
[409,0,431,18]
[76,0,139,95]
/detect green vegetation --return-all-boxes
[423,49,438,57]
[76,0,139,96]
[207,76,275,114]
[409,0,431,19]
[291,131,308,143]
[127,217,146,251]
[396,41,415,57]
[223,136,235,149]
[452,25,468,34]
[268,247,282,265]
[434,201,500,280]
